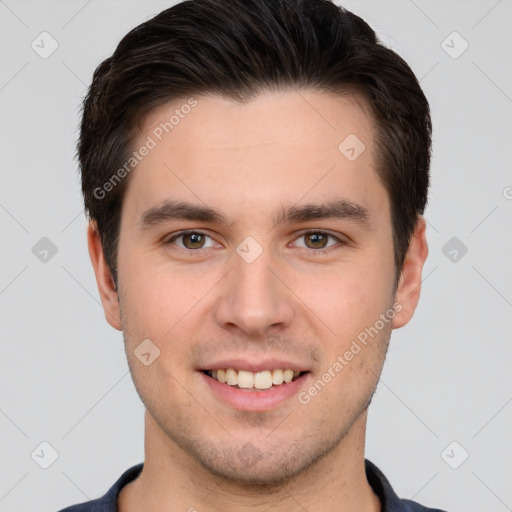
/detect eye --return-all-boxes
[165,231,217,250]
[292,230,341,250]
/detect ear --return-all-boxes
[87,220,122,331]
[392,216,429,329]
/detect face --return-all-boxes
[90,89,427,486]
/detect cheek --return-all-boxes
[119,250,217,339]
[294,254,394,342]
[126,353,197,426]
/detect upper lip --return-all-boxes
[198,358,310,373]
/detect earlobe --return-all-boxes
[392,216,429,329]
[87,221,123,331]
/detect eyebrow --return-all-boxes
[137,198,370,230]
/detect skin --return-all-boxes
[88,89,428,511]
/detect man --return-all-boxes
[59,0,446,510]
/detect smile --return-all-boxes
[202,369,308,390]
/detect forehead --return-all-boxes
[142,88,375,151]
[123,89,386,223]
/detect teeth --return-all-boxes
[283,369,294,383]
[207,368,304,390]
[237,370,254,389]
[272,369,284,385]
[226,368,238,385]
[254,371,273,389]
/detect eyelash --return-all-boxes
[164,229,344,253]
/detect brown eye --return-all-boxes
[292,231,341,250]
[181,233,206,249]
[304,232,329,249]
[166,231,216,250]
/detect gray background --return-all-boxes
[1,1,511,511]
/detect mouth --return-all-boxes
[201,368,309,391]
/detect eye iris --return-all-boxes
[305,233,328,249]
[183,233,205,249]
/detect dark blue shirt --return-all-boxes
[57,459,448,511]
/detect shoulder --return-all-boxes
[400,498,449,511]
[365,459,450,512]
[57,499,105,512]
[56,464,143,512]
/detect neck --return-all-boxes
[119,409,381,512]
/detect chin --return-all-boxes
[180,434,344,489]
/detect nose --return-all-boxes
[213,245,295,337]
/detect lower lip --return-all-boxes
[199,371,311,412]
